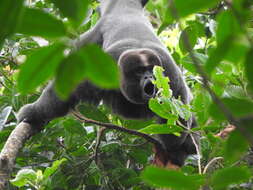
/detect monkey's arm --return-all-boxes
[74,20,103,49]
[17,82,77,129]
[18,22,104,129]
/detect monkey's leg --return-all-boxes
[18,82,77,129]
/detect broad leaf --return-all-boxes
[211,167,251,190]
[78,104,109,123]
[149,98,172,119]
[17,8,66,38]
[78,44,119,89]
[163,0,221,24]
[18,43,65,93]
[205,37,232,73]
[209,98,253,120]
[141,166,204,190]
[0,0,24,47]
[216,10,240,45]
[10,169,37,187]
[179,26,197,54]
[55,53,86,99]
[44,158,67,179]
[139,124,182,134]
[51,0,89,27]
[153,66,171,98]
[224,130,248,162]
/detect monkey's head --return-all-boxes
[118,49,162,104]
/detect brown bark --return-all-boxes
[0,122,33,190]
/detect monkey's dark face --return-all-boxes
[118,49,161,104]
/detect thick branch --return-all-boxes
[72,110,165,151]
[0,122,33,190]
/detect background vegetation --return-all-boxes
[0,0,253,189]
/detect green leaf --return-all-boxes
[71,146,88,156]
[18,43,65,93]
[0,0,24,47]
[123,119,154,130]
[244,48,253,91]
[78,104,109,123]
[205,37,232,73]
[17,8,66,38]
[153,66,171,97]
[224,130,248,162]
[164,0,221,24]
[10,169,37,187]
[149,98,172,119]
[209,98,253,120]
[139,124,182,134]
[179,26,198,54]
[44,158,67,180]
[211,167,251,190]
[171,99,191,121]
[216,10,240,45]
[130,149,149,164]
[180,53,207,73]
[78,44,119,89]
[55,53,86,99]
[51,0,89,27]
[141,166,204,190]
[63,118,86,135]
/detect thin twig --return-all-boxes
[203,157,223,174]
[190,133,202,174]
[121,141,148,147]
[71,110,165,152]
[94,127,106,164]
[177,120,201,137]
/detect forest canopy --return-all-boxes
[0,0,253,189]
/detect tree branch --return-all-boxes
[71,110,165,151]
[94,127,106,164]
[0,122,33,190]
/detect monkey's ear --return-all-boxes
[141,0,148,6]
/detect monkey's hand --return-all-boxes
[17,103,48,130]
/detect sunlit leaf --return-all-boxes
[149,98,172,119]
[10,169,37,187]
[44,158,67,179]
[153,66,171,97]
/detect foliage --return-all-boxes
[0,0,253,189]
